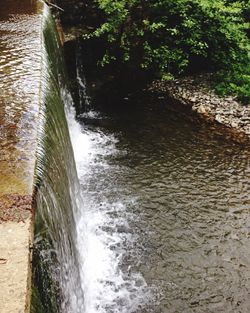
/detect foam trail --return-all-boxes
[65,105,153,312]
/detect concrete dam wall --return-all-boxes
[0,1,43,312]
[0,0,85,312]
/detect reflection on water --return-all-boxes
[0,0,41,195]
[75,94,250,313]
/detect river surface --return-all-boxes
[1,2,250,312]
[68,93,250,313]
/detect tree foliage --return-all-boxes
[85,0,250,102]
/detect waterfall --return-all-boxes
[75,40,91,113]
[29,3,250,313]
[32,5,84,312]
[32,4,152,313]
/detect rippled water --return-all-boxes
[3,2,249,311]
[0,0,42,195]
[71,94,250,313]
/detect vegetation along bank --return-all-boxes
[55,0,250,138]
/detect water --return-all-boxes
[67,109,154,313]
[32,5,84,313]
[32,3,250,313]
[0,0,42,195]
[75,41,91,112]
[71,95,250,313]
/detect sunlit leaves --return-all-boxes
[86,0,250,101]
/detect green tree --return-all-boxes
[85,0,250,102]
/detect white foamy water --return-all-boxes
[65,107,152,313]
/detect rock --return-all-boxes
[148,74,250,142]
[197,105,206,114]
[215,115,224,124]
[231,121,239,128]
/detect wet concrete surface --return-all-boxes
[0,0,42,196]
[0,219,33,313]
[0,194,32,222]
[0,1,43,312]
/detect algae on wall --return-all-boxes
[32,5,84,313]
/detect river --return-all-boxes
[1,2,249,312]
[68,92,250,313]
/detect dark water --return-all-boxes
[75,94,250,313]
[1,2,249,312]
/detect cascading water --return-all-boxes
[33,4,152,313]
[75,41,91,113]
[29,3,250,313]
[32,5,84,312]
[67,112,154,313]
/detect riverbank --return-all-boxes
[149,74,250,143]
